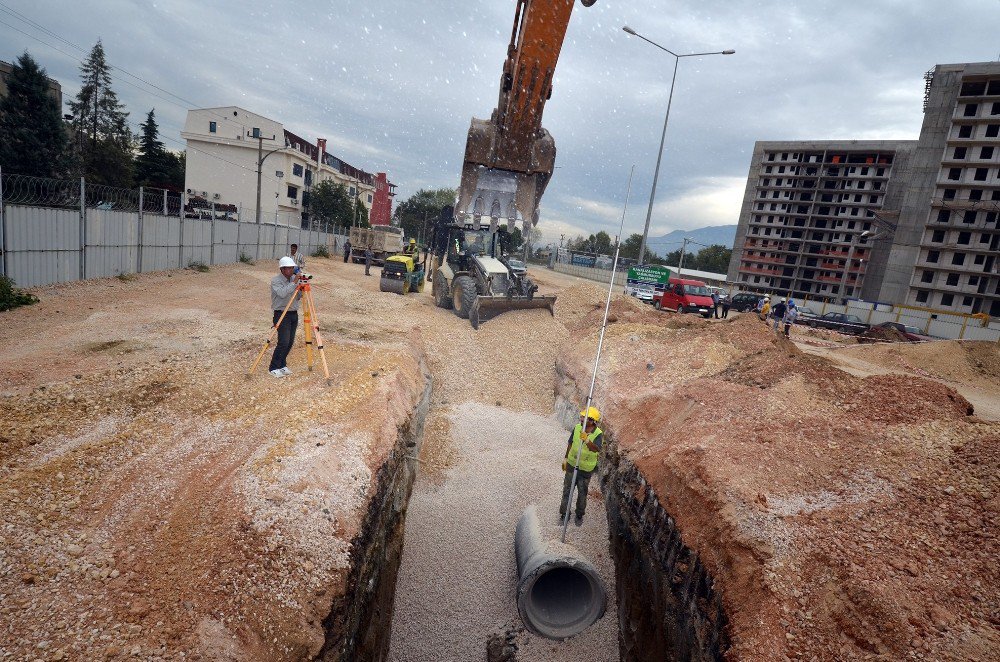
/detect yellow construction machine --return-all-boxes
[428,0,596,329]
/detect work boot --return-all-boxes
[574,513,584,526]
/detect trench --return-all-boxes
[314,391,730,660]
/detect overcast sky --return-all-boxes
[3,0,1000,246]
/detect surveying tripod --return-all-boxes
[249,278,331,380]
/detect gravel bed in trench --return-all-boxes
[388,401,619,661]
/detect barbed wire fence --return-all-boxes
[0,168,348,286]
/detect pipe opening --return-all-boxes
[525,565,595,632]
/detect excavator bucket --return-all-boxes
[468,294,556,330]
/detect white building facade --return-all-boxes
[181,107,378,227]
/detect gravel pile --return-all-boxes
[388,402,619,661]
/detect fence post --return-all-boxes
[137,187,144,274]
[959,316,969,340]
[179,192,186,269]
[210,201,217,266]
[162,189,167,215]
[273,211,278,258]
[236,204,242,260]
[0,165,6,279]
[79,177,86,280]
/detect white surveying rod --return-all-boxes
[561,165,635,543]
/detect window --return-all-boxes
[951,253,965,266]
[964,211,977,224]
[981,233,990,243]
[960,81,987,96]
[958,125,973,138]
[974,168,988,181]
[987,124,1000,138]
[954,146,967,159]
[931,230,945,242]
[981,146,995,160]
[987,212,998,225]
[963,296,973,307]
[990,80,1000,95]
[947,168,962,180]
[367,194,373,203]
[915,290,928,303]
[292,163,304,177]
[349,186,356,196]
[941,293,954,307]
[963,103,979,117]
[927,250,940,263]
[970,276,980,286]
[287,185,298,199]
[992,102,1000,116]
[970,189,983,201]
[209,121,217,133]
[946,273,960,286]
[921,270,934,283]
[937,209,951,223]
[957,231,971,244]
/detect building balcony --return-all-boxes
[740,266,780,276]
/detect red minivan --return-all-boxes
[654,277,715,317]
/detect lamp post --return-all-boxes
[249,130,284,224]
[839,229,886,303]
[622,26,734,266]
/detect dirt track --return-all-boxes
[1,256,998,660]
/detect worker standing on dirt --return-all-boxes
[711,290,720,318]
[771,297,787,332]
[268,257,300,378]
[782,301,798,338]
[343,239,352,263]
[560,407,604,526]
[759,296,771,322]
[720,293,731,319]
[364,247,374,276]
[289,243,305,272]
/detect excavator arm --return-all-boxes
[454,0,595,231]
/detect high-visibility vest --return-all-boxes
[566,423,602,472]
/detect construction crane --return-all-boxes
[429,0,596,329]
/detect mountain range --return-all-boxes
[645,224,737,257]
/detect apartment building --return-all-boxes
[181,107,394,227]
[877,62,1000,317]
[727,140,916,302]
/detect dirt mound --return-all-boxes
[859,325,909,343]
[847,339,1000,387]
[556,307,996,661]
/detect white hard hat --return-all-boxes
[781,297,786,302]
[278,256,296,268]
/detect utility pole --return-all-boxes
[676,237,691,276]
[250,129,279,224]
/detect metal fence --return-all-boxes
[0,170,350,288]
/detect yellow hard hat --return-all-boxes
[409,238,416,244]
[580,406,601,422]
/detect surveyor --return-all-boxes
[289,243,305,272]
[343,239,352,263]
[364,246,374,276]
[268,256,300,378]
[560,407,604,526]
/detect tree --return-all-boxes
[619,233,658,264]
[135,109,181,188]
[68,40,134,187]
[354,196,370,229]
[691,244,732,274]
[310,181,355,230]
[0,52,67,178]
[392,188,456,243]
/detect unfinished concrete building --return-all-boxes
[876,62,1000,317]
[726,141,916,302]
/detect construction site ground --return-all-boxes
[1,255,997,661]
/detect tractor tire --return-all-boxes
[433,271,452,309]
[452,275,477,319]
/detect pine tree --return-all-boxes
[68,40,134,187]
[135,108,172,187]
[0,52,67,178]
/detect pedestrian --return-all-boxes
[364,246,373,276]
[289,243,305,273]
[771,297,787,332]
[268,256,300,378]
[759,296,771,322]
[721,292,731,319]
[711,290,720,318]
[343,239,352,263]
[560,407,604,527]
[782,300,798,338]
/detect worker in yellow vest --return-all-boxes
[560,407,604,526]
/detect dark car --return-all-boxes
[807,312,870,335]
[793,305,821,325]
[862,321,936,342]
[729,292,762,312]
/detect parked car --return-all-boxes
[806,312,870,335]
[793,305,821,325]
[505,258,527,277]
[861,321,936,342]
[654,277,715,317]
[729,292,762,312]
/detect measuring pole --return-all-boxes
[561,166,635,543]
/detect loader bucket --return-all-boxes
[468,295,557,330]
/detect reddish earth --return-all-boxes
[556,298,998,661]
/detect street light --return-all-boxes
[622,25,734,266]
[839,229,887,303]
[248,130,284,224]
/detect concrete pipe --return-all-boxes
[514,504,607,640]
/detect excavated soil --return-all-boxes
[556,307,999,661]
